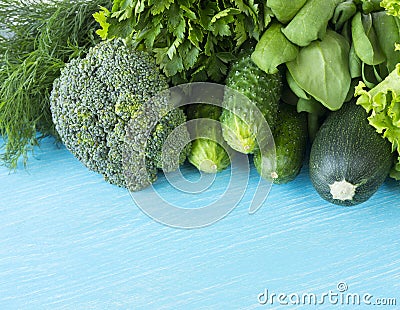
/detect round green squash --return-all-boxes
[309,102,394,206]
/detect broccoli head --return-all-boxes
[50,39,190,191]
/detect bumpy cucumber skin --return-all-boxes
[254,104,308,184]
[221,46,282,154]
[309,102,394,206]
[187,104,231,173]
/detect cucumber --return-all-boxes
[187,104,231,173]
[220,44,283,154]
[254,103,308,184]
[309,102,394,206]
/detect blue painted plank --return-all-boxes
[0,136,399,309]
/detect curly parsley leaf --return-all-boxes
[96,0,268,83]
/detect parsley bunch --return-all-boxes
[95,0,270,84]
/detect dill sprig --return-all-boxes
[0,0,110,168]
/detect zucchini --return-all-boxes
[309,102,394,206]
[254,103,308,184]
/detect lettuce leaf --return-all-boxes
[381,0,400,17]
[355,63,400,179]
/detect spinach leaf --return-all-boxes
[282,0,343,47]
[297,97,327,142]
[372,11,400,72]
[340,19,352,43]
[251,23,298,74]
[297,97,326,115]
[266,0,307,24]
[332,0,357,31]
[287,30,351,111]
[360,0,383,14]
[351,12,386,65]
[361,63,383,88]
[286,70,309,100]
[344,79,360,102]
[349,43,362,78]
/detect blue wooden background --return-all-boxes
[1,136,399,309]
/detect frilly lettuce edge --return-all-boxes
[381,0,400,17]
[355,63,400,180]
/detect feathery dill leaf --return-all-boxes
[0,0,110,168]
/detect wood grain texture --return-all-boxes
[0,136,399,309]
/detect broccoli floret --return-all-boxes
[50,39,190,191]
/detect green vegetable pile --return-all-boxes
[252,0,400,138]
[1,0,399,205]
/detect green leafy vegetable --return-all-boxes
[266,0,307,24]
[0,0,109,168]
[360,0,384,14]
[352,12,386,66]
[251,22,298,74]
[287,30,351,111]
[349,43,363,78]
[286,70,310,100]
[332,0,358,30]
[355,63,400,179]
[282,0,343,47]
[297,97,328,142]
[380,0,400,16]
[95,0,269,84]
[361,62,383,88]
[372,11,400,73]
